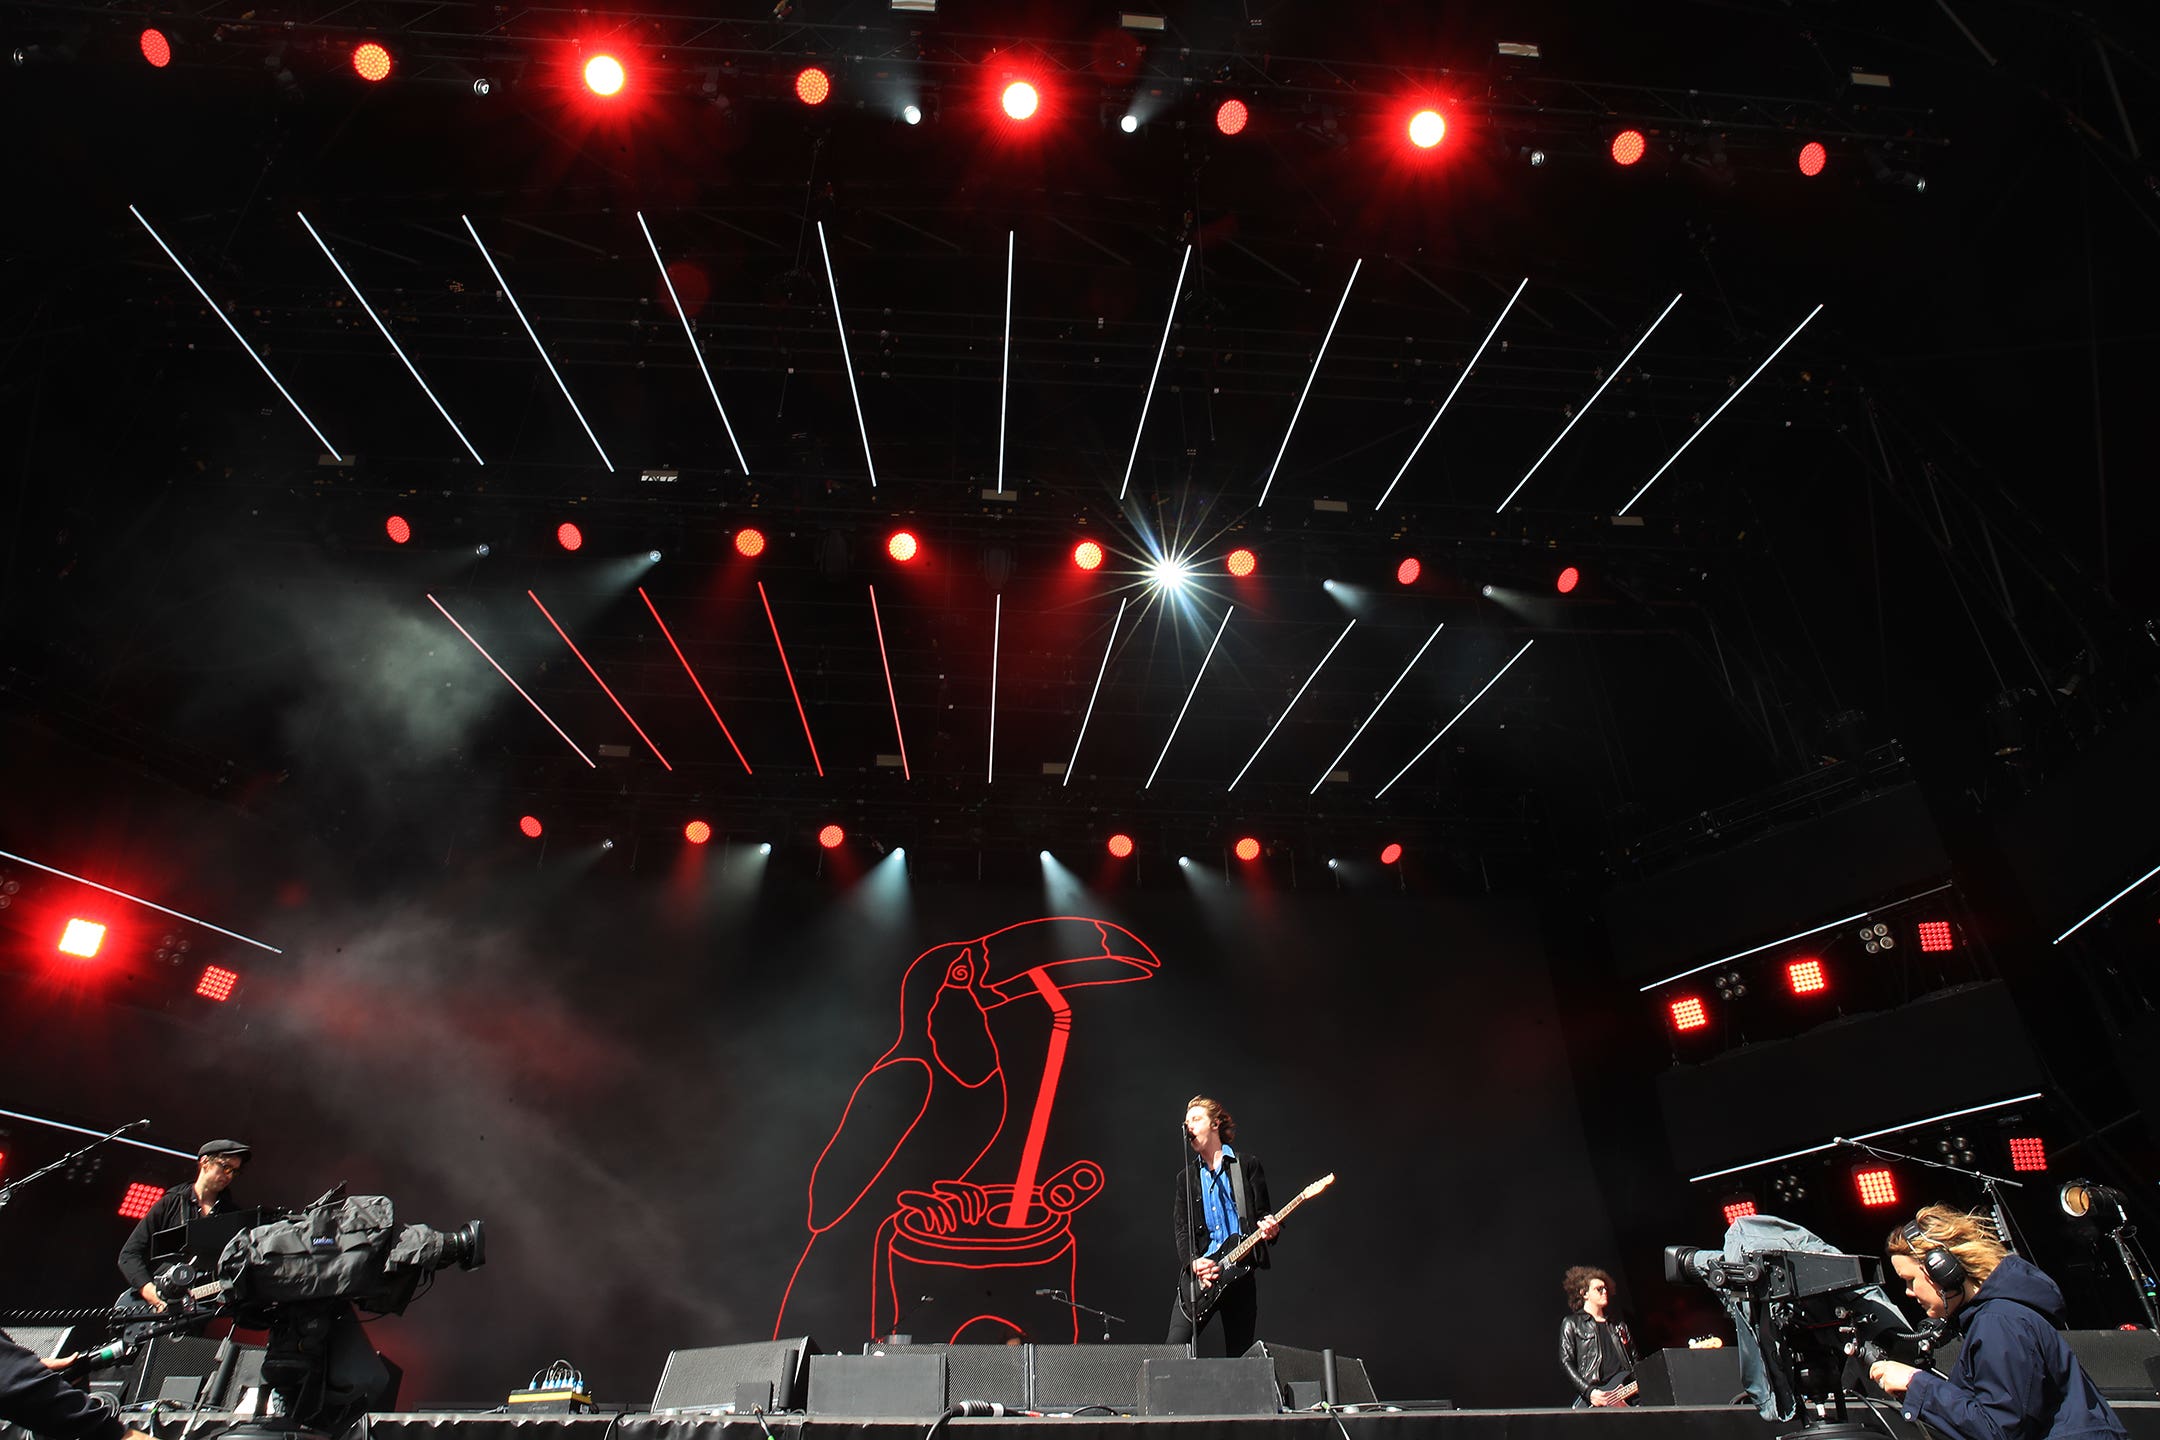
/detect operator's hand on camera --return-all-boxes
[1869,1360,1918,1397]
[1192,1256,1221,1286]
[138,1283,167,1312]
[41,1355,76,1372]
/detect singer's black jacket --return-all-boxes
[117,1185,238,1292]
[0,1333,124,1440]
[1172,1151,1273,1275]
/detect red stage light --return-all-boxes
[1854,1166,1899,1207]
[196,966,239,1002]
[583,54,624,96]
[556,522,583,552]
[1722,1197,1759,1225]
[1797,142,1827,177]
[887,530,920,563]
[385,515,412,545]
[139,28,171,67]
[118,1183,163,1220]
[2007,1137,2047,1172]
[1787,957,1828,994]
[1380,842,1403,865]
[58,918,106,959]
[1226,547,1257,578]
[795,66,832,106]
[684,820,712,845]
[1610,130,1647,166]
[819,824,845,850]
[1396,557,1422,585]
[1002,81,1040,120]
[1917,920,1953,952]
[518,815,543,839]
[1669,996,1709,1032]
[352,41,392,82]
[1556,565,1580,594]
[1073,540,1104,571]
[1216,98,1249,136]
[734,527,767,558]
[1234,837,1262,862]
[1107,833,1134,859]
[1408,109,1447,149]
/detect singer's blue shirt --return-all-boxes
[1196,1144,1242,1255]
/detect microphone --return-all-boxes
[952,1401,1009,1417]
[1034,1287,1064,1297]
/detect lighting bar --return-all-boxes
[0,1107,195,1161]
[1638,878,1956,991]
[461,216,614,471]
[1145,606,1235,788]
[1493,293,1680,513]
[1618,303,1823,515]
[815,221,878,487]
[426,594,595,768]
[1228,618,1356,791]
[527,592,672,771]
[636,212,750,475]
[2053,858,2160,945]
[987,594,1002,784]
[1258,259,1361,508]
[759,581,825,776]
[868,585,911,780]
[297,212,483,466]
[0,849,284,956]
[1120,245,1192,500]
[130,205,343,460]
[998,230,1013,493]
[1375,278,1525,510]
[1310,622,1445,794]
[637,587,752,774]
[1687,1093,2045,1184]
[1375,639,1536,796]
[1063,597,1128,786]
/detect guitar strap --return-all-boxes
[1228,1156,1254,1252]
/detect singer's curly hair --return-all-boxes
[1887,1205,2006,1287]
[1185,1095,1236,1144]
[1563,1266,1614,1312]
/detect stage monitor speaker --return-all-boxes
[652,1337,819,1413]
[1631,1347,1745,1407]
[0,1327,75,1360]
[806,1353,947,1418]
[866,1342,1028,1410]
[1032,1343,1193,1415]
[1141,1357,1281,1416]
[127,1335,225,1407]
[1243,1340,1379,1405]
[2065,1330,2160,1400]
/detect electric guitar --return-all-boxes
[1176,1173,1336,1322]
[1587,1375,1638,1408]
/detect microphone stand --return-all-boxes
[1832,1137,2024,1255]
[0,1119,150,1214]
[1036,1289,1125,1343]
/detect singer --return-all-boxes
[0,1333,154,1440]
[1166,1096,1278,1355]
[116,1138,251,1311]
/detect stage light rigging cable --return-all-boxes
[1120,245,1192,500]
[868,584,911,780]
[637,212,750,475]
[1227,618,1356,791]
[1258,258,1360,508]
[0,850,284,956]
[461,216,614,471]
[815,221,878,487]
[1145,606,1234,789]
[426,594,595,768]
[527,592,671,771]
[1375,278,1526,510]
[1493,293,1681,513]
[1063,597,1128,786]
[1375,639,1536,796]
[637,587,752,774]
[1310,622,1445,794]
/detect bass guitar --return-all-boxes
[1587,1375,1638,1408]
[1176,1173,1336,1322]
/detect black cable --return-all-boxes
[920,1403,963,1440]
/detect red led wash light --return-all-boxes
[119,1182,163,1219]
[1234,837,1261,862]
[1669,996,1709,1032]
[1556,565,1580,594]
[1396,557,1422,586]
[1380,843,1403,865]
[196,966,239,1002]
[1917,920,1953,952]
[139,28,171,67]
[1787,957,1828,995]
[518,815,544,838]
[1798,142,1828,178]
[385,515,411,545]
[583,55,624,97]
[795,66,832,106]
[684,820,712,845]
[1001,81,1040,121]
[1722,1197,1759,1225]
[1611,130,1647,166]
[1215,98,1249,136]
[1073,540,1104,572]
[1226,547,1257,578]
[887,530,920,563]
[556,522,583,551]
[2007,1137,2047,1172]
[1107,834,1134,859]
[1854,1166,1899,1207]
[818,824,845,850]
[735,527,767,558]
[58,918,106,958]
[352,41,392,82]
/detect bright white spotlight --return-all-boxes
[474,542,491,557]
[1147,557,1193,592]
[1120,113,1139,133]
[902,104,923,125]
[648,549,663,562]
[1178,856,1191,867]
[1328,858,1340,869]
[760,842,773,855]
[1040,849,1052,860]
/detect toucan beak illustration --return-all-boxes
[976,917,1160,1004]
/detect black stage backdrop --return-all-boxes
[0,858,1618,1407]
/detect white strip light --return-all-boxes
[1146,606,1235,789]
[1257,258,1361,508]
[1687,1092,2046,1184]
[1310,622,1445,794]
[1618,303,1823,515]
[426,594,597,768]
[1228,618,1356,791]
[0,847,284,955]
[130,205,343,460]
[636,212,750,475]
[1375,639,1536,797]
[1120,245,1192,500]
[1063,597,1128,786]
[1492,293,1681,513]
[987,594,1002,783]
[998,230,1014,493]
[1375,278,1526,511]
[0,1107,196,1161]
[2054,858,2160,945]
[1639,879,1957,992]
[815,220,878,487]
[461,215,614,471]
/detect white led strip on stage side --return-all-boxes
[1120,246,1192,500]
[1375,277,1527,512]
[636,211,750,475]
[2053,858,2160,945]
[0,848,285,955]
[1310,622,1445,795]
[1257,258,1361,508]
[1063,598,1128,787]
[1493,293,1682,514]
[1375,639,1536,797]
[1145,606,1234,789]
[815,220,878,488]
[0,1107,196,1162]
[461,215,615,471]
[1228,617,1357,792]
[1687,1092,2046,1184]
[1638,878,1957,992]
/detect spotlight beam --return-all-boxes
[1258,258,1361,508]
[426,594,595,768]
[637,586,752,774]
[1063,597,1128,786]
[2053,857,2160,945]
[1493,292,1681,513]
[868,584,911,780]
[129,205,343,460]
[988,594,1002,784]
[1228,618,1357,791]
[1375,278,1526,511]
[1618,303,1824,515]
[528,591,672,770]
[1310,622,1445,795]
[0,848,284,956]
[1375,639,1536,797]
[1145,605,1235,789]
[815,221,878,487]
[461,216,614,471]
[759,581,825,776]
[998,230,1013,493]
[1120,245,1192,500]
[636,212,750,475]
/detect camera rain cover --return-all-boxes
[217,1196,400,1303]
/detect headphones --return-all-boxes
[1900,1219,1967,1292]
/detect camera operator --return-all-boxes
[116,1140,249,1312]
[1868,1205,2128,1440]
[0,1333,153,1440]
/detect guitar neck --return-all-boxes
[1218,1189,1313,1266]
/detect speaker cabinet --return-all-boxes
[1631,1347,1745,1407]
[652,1337,820,1413]
[2064,1330,2160,1401]
[1141,1356,1282,1416]
[1243,1340,1379,1405]
[805,1353,947,1418]
[1031,1343,1193,1415]
[866,1342,1028,1410]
